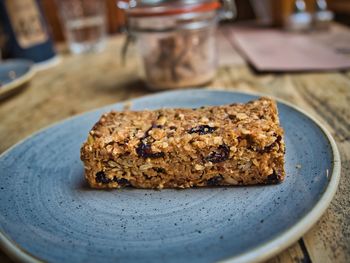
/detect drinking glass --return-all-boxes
[57,0,107,54]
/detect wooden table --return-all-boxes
[0,27,349,263]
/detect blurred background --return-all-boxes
[42,0,350,42]
[0,2,349,261]
[1,0,349,90]
[0,0,349,105]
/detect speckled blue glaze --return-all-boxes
[0,90,336,263]
[0,59,32,86]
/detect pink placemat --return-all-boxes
[217,29,245,66]
[225,24,350,72]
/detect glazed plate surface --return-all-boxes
[0,59,34,99]
[0,90,340,263]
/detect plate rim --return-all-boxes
[0,89,341,263]
[0,59,36,100]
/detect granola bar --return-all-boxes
[80,97,285,189]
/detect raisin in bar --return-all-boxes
[80,97,285,189]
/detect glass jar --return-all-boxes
[118,0,236,90]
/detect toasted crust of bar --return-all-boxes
[80,97,285,189]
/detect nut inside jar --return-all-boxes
[118,0,236,89]
[138,25,217,89]
[117,0,230,90]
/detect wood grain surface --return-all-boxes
[0,26,349,263]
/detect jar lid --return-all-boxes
[118,0,220,17]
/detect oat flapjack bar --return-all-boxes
[80,97,285,189]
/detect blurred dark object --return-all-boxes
[234,0,255,20]
[328,0,350,26]
[0,0,56,64]
[249,0,273,25]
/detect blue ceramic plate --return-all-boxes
[0,59,35,99]
[0,90,340,263]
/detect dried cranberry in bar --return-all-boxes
[80,97,285,189]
